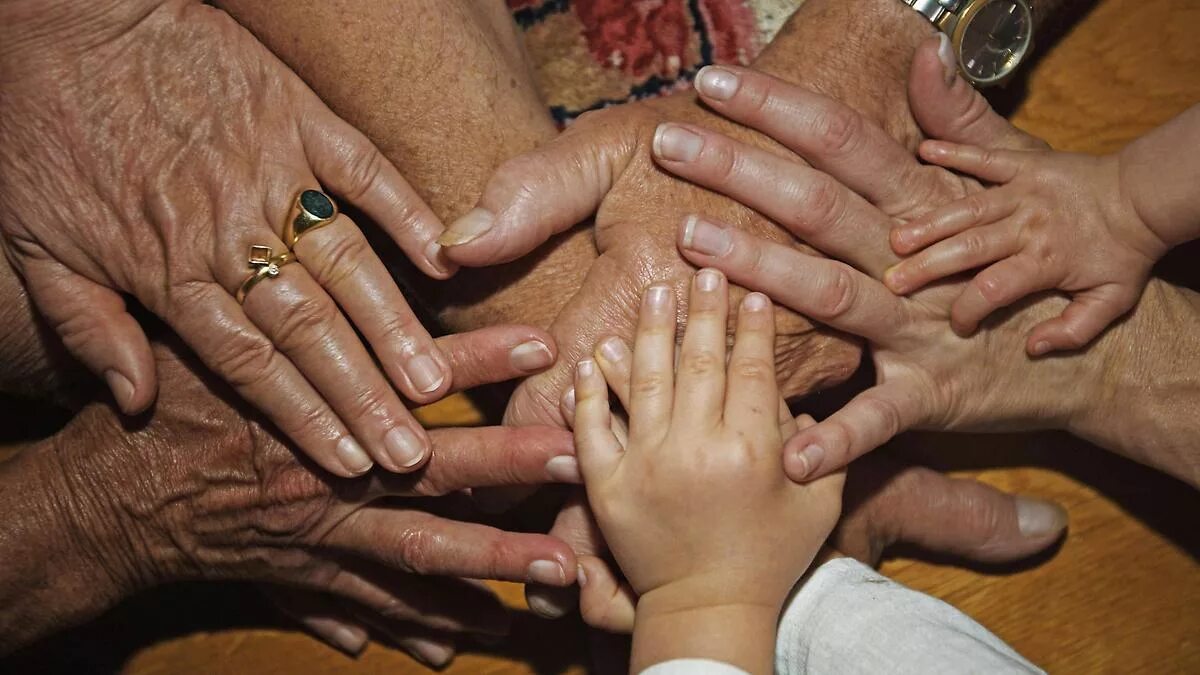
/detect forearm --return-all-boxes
[632,596,778,674]
[1120,105,1200,248]
[1069,279,1200,487]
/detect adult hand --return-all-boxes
[0,326,579,659]
[654,38,1151,483]
[0,0,455,477]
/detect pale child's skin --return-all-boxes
[571,269,844,674]
[885,105,1200,355]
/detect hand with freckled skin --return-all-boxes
[0,0,462,478]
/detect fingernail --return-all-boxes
[645,284,671,310]
[695,65,740,101]
[438,207,494,246]
[796,444,825,479]
[526,591,571,618]
[576,563,589,588]
[509,340,554,372]
[408,639,455,668]
[329,625,368,655]
[561,387,576,415]
[336,437,374,475]
[743,292,769,311]
[883,265,906,292]
[598,336,628,364]
[527,559,566,586]
[405,353,446,393]
[104,370,136,412]
[682,216,732,257]
[423,238,455,276]
[653,124,704,162]
[546,455,582,483]
[1030,341,1051,356]
[936,33,957,85]
[1015,496,1068,537]
[576,358,596,378]
[696,268,722,292]
[385,427,426,468]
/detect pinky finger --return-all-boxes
[950,254,1054,336]
[263,586,369,656]
[574,359,623,481]
[577,555,637,633]
[782,381,923,483]
[1026,286,1138,355]
[918,141,1027,184]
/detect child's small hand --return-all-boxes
[572,268,843,618]
[886,141,1168,355]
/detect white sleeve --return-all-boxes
[776,558,1044,675]
[640,658,750,675]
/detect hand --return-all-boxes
[652,39,1106,482]
[574,270,842,603]
[0,0,455,477]
[574,271,842,673]
[886,142,1165,354]
[0,326,578,657]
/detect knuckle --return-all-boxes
[964,194,989,223]
[955,92,994,137]
[811,105,863,157]
[974,272,1012,304]
[631,371,672,399]
[270,293,339,353]
[339,145,387,203]
[791,175,845,232]
[811,264,858,322]
[729,355,773,383]
[394,526,443,574]
[209,330,280,389]
[679,349,721,376]
[858,395,904,440]
[305,232,369,288]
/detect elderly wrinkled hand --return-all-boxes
[0,0,460,478]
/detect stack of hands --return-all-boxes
[1,0,1197,671]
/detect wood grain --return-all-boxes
[7,0,1196,673]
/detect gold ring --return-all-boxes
[282,189,339,248]
[236,245,298,304]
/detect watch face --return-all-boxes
[958,0,1033,85]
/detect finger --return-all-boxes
[890,187,1021,256]
[21,259,157,414]
[908,35,1049,152]
[576,555,637,634]
[263,586,370,656]
[357,619,458,670]
[364,425,578,499]
[628,284,678,445]
[674,269,729,428]
[525,491,601,619]
[884,221,1021,295]
[782,381,925,482]
[166,280,372,478]
[299,105,453,277]
[239,262,431,473]
[918,141,1026,184]
[574,358,623,482]
[594,336,634,412]
[690,65,929,213]
[723,292,777,428]
[294,214,452,403]
[435,325,557,391]
[326,508,578,587]
[1026,286,1137,355]
[678,217,908,343]
[835,455,1068,565]
[437,118,632,266]
[950,254,1056,335]
[652,123,897,275]
[324,563,511,637]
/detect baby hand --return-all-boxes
[886,142,1167,355]
[572,268,843,613]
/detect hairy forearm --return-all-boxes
[1070,279,1200,487]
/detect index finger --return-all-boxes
[677,216,909,343]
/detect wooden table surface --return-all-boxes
[8,0,1198,673]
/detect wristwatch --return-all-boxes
[901,0,1034,87]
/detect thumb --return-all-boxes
[909,35,1048,151]
[22,259,157,414]
[438,118,636,266]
